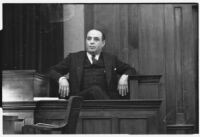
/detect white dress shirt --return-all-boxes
[86,52,100,64]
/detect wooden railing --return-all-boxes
[3,99,162,134]
[129,75,162,99]
[2,70,164,134]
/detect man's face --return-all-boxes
[86,29,105,55]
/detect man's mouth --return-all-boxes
[89,46,95,49]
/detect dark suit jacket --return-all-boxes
[48,51,136,99]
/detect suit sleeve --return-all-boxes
[48,53,71,82]
[115,56,136,76]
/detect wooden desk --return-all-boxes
[3,100,162,134]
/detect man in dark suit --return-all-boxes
[48,29,136,100]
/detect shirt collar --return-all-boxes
[86,52,100,60]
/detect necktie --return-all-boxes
[92,54,97,64]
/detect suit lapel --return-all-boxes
[76,52,86,87]
[102,52,112,86]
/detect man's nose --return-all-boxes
[90,39,95,44]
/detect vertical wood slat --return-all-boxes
[164,4,177,124]
[13,5,19,68]
[41,5,48,72]
[138,4,165,74]
[174,7,184,113]
[129,80,139,99]
[23,4,28,69]
[53,5,64,68]
[182,5,197,125]
[24,5,32,69]
[76,118,83,133]
[2,4,13,68]
[30,5,36,68]
[128,5,139,70]
[119,5,129,63]
[111,117,119,133]
[44,5,50,71]
[11,5,15,68]
[113,5,120,59]
[15,5,23,69]
[84,4,94,42]
[191,5,198,133]
[18,5,24,69]
[35,5,40,70]
[38,5,43,72]
[113,5,120,58]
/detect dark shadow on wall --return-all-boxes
[2,4,64,73]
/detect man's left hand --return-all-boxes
[118,74,129,96]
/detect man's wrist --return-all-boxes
[122,74,128,79]
[58,76,67,83]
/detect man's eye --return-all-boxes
[87,37,92,40]
[94,37,100,41]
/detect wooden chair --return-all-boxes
[22,96,83,134]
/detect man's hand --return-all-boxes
[58,77,70,98]
[118,74,129,96]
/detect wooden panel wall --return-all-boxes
[84,4,198,132]
[2,4,64,73]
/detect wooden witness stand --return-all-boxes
[2,70,163,134]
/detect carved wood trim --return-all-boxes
[2,100,162,110]
[129,75,162,83]
[2,70,36,78]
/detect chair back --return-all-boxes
[62,96,83,133]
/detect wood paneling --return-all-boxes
[129,75,161,99]
[128,5,139,70]
[2,100,162,134]
[84,4,94,37]
[2,4,64,73]
[192,5,198,133]
[139,83,159,99]
[164,4,177,124]
[174,7,184,113]
[119,5,129,63]
[84,3,198,133]
[138,5,165,75]
[181,4,197,125]
[82,118,111,133]
[3,105,35,134]
[3,115,19,134]
[164,4,197,131]
[119,118,147,134]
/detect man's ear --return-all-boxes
[102,40,106,47]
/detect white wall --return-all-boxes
[63,4,85,57]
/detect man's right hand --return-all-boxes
[58,77,70,98]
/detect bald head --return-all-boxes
[87,29,105,41]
